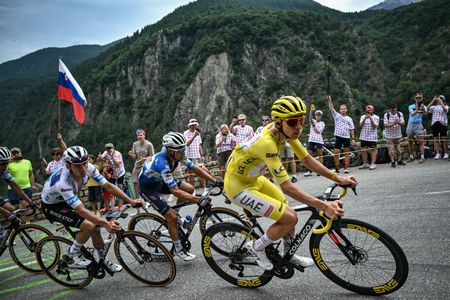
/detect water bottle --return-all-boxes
[178,215,192,229]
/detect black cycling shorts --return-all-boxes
[41,202,85,228]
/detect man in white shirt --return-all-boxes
[384,103,406,167]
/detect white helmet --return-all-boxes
[63,146,89,164]
[0,147,12,163]
[162,132,186,149]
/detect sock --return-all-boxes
[69,240,83,254]
[174,240,183,252]
[253,233,273,251]
[421,154,424,159]
[96,248,106,260]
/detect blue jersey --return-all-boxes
[408,103,427,125]
[139,148,194,191]
[1,167,14,185]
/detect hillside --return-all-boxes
[0,0,448,176]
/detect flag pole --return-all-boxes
[326,54,331,95]
[57,95,61,135]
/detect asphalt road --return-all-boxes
[1,159,449,300]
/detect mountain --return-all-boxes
[368,0,423,10]
[0,0,449,176]
[0,44,114,81]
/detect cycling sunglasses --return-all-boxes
[285,116,305,127]
[171,147,186,154]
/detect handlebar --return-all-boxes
[312,184,356,234]
[200,182,224,198]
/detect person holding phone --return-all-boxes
[184,119,206,191]
[215,124,236,178]
[427,95,448,160]
[358,104,379,170]
[406,92,428,163]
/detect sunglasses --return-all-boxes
[52,153,61,156]
[285,116,305,127]
[415,97,423,100]
[238,119,245,121]
[262,119,269,122]
[171,147,186,154]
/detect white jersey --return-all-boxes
[41,163,107,208]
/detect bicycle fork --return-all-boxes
[326,227,360,265]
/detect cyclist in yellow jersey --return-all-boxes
[224,96,358,270]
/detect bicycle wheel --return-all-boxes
[36,236,93,288]
[128,213,173,252]
[202,223,273,288]
[9,224,53,274]
[114,230,176,286]
[200,207,251,255]
[309,218,409,296]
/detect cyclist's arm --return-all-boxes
[0,206,12,216]
[9,181,33,205]
[102,181,140,206]
[171,187,199,202]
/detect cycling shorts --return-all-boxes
[225,175,288,221]
[139,180,182,216]
[41,202,85,228]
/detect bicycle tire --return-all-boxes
[36,236,93,289]
[114,230,176,287]
[202,223,273,288]
[9,223,53,274]
[199,207,251,255]
[309,218,409,296]
[128,213,173,252]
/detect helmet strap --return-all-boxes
[275,120,289,141]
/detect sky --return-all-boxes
[0,0,382,64]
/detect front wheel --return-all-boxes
[9,224,53,274]
[114,231,176,287]
[202,223,273,288]
[35,236,93,288]
[309,218,409,296]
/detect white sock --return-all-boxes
[174,240,183,252]
[253,234,273,251]
[69,240,83,254]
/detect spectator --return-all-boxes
[98,143,126,209]
[326,95,356,174]
[358,105,380,170]
[230,114,254,144]
[41,133,67,176]
[304,107,325,176]
[128,128,154,198]
[406,92,428,163]
[215,124,236,178]
[281,142,298,183]
[184,119,206,191]
[87,155,102,215]
[255,115,270,135]
[427,95,448,160]
[45,147,64,175]
[383,103,406,167]
[7,147,37,211]
[100,159,114,213]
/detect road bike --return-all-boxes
[201,184,409,296]
[128,183,251,255]
[0,204,52,274]
[35,205,176,288]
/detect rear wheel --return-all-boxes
[199,207,251,256]
[9,224,53,274]
[309,218,409,295]
[128,213,173,252]
[36,236,93,288]
[202,223,272,288]
[114,230,176,286]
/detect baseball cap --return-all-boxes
[105,143,114,149]
[10,147,21,153]
[188,119,199,126]
[438,95,446,101]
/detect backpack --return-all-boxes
[384,111,401,122]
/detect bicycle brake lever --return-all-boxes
[351,187,357,195]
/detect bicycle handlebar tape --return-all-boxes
[313,211,332,234]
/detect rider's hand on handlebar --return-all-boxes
[105,220,121,233]
[336,175,358,188]
[323,201,344,220]
[7,212,18,221]
[197,196,211,209]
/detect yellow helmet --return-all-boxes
[271,96,307,119]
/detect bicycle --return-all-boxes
[128,183,251,256]
[201,184,409,296]
[35,204,176,289]
[0,204,53,274]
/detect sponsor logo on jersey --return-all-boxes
[266,153,277,158]
[61,188,73,192]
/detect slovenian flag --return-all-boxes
[58,59,87,125]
